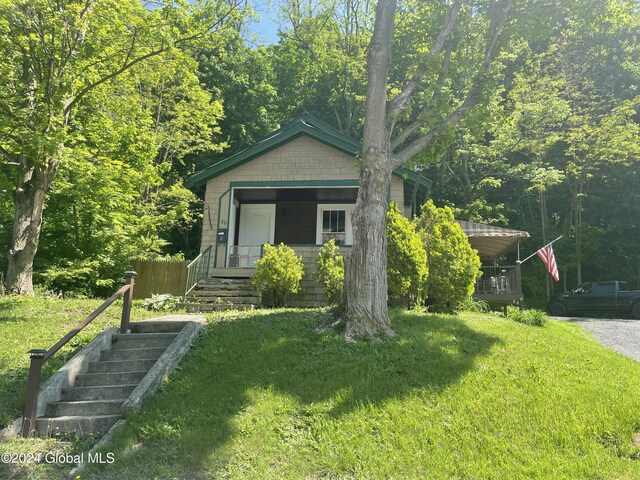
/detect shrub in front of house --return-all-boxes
[386,202,428,308]
[314,239,344,304]
[415,200,481,311]
[141,293,182,311]
[507,306,548,326]
[253,243,305,307]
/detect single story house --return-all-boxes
[187,112,526,307]
[187,113,430,304]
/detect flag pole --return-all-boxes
[516,235,563,265]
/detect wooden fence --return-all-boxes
[130,259,188,300]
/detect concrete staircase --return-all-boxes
[183,277,260,312]
[34,322,183,438]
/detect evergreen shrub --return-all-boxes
[415,200,481,310]
[386,202,428,308]
[314,239,344,304]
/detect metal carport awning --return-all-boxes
[456,220,530,259]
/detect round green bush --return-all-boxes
[253,243,305,307]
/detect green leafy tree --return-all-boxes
[195,39,279,160]
[0,0,245,294]
[253,243,305,307]
[314,239,345,304]
[386,202,428,308]
[415,201,481,310]
[339,0,566,338]
[422,1,640,301]
[31,47,226,295]
[272,0,372,135]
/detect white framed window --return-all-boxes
[316,204,355,245]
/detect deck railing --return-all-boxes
[184,245,212,299]
[21,271,136,437]
[475,265,521,295]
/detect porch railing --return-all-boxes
[475,265,521,295]
[184,245,212,299]
[227,245,264,268]
[21,271,136,437]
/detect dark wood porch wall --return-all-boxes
[275,202,317,244]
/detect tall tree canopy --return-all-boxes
[338,0,633,338]
[0,0,245,294]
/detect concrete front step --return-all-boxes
[88,359,157,373]
[61,384,137,402]
[21,317,203,439]
[202,275,254,283]
[100,346,166,362]
[75,371,148,387]
[35,414,122,437]
[130,321,190,333]
[45,399,125,417]
[110,333,177,350]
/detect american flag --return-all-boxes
[536,244,559,282]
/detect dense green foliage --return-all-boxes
[253,243,305,307]
[421,2,640,300]
[314,239,345,304]
[0,0,637,303]
[386,202,428,307]
[0,0,243,294]
[415,201,481,310]
[4,304,640,478]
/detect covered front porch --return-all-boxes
[457,220,530,306]
[215,183,359,270]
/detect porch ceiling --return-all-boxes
[234,187,358,202]
[457,220,530,259]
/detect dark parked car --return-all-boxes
[547,281,640,318]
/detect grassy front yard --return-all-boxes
[2,300,640,479]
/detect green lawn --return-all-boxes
[2,301,640,479]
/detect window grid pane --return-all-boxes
[322,209,346,245]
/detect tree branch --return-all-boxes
[0,145,17,162]
[391,36,454,150]
[65,34,190,117]
[393,0,511,168]
[386,2,462,128]
[64,3,241,117]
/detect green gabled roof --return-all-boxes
[188,112,360,187]
[187,112,431,199]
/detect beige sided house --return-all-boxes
[187,113,431,306]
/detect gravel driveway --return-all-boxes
[554,317,640,362]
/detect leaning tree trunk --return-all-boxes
[6,157,55,294]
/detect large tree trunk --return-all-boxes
[6,157,55,294]
[338,0,397,339]
[342,164,394,339]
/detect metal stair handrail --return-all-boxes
[21,271,137,438]
[184,245,212,299]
